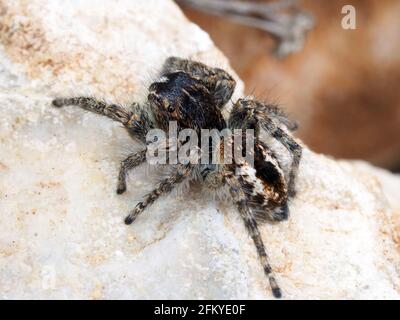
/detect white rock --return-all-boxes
[0,0,399,299]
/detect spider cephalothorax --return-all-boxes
[148,71,225,132]
[52,57,302,298]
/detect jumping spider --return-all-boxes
[52,57,302,298]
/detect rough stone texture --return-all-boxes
[0,0,399,299]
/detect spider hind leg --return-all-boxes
[227,175,282,298]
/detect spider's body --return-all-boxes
[149,71,225,132]
[52,57,302,298]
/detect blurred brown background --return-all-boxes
[181,0,400,171]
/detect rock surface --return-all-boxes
[0,0,399,299]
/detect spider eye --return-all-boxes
[163,100,175,113]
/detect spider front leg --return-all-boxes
[124,164,192,225]
[161,57,236,109]
[52,97,133,124]
[227,175,282,298]
[52,97,152,143]
[117,149,147,194]
[52,97,154,194]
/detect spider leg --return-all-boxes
[227,175,282,298]
[52,97,152,142]
[161,56,236,109]
[117,149,147,194]
[52,97,133,123]
[124,164,192,225]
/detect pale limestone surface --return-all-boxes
[0,0,399,299]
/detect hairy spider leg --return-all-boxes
[124,164,192,225]
[227,175,282,298]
